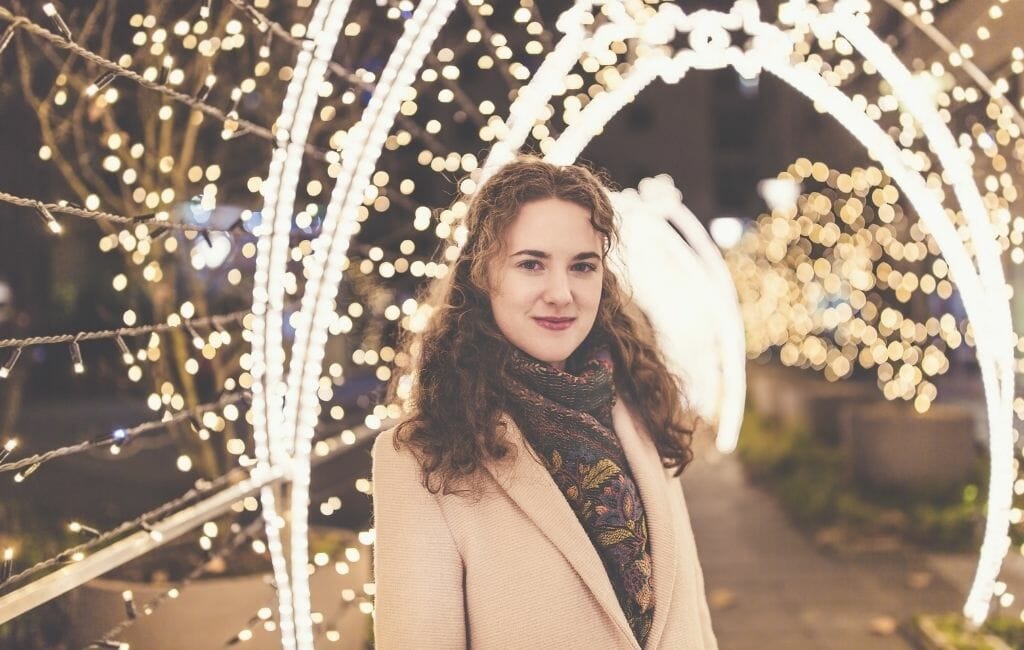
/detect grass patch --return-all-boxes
[913,612,1024,649]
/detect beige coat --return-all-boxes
[371,397,719,649]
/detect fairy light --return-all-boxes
[198,73,216,101]
[69,521,101,537]
[0,348,19,379]
[41,3,72,41]
[114,335,134,365]
[0,19,22,56]
[122,590,136,619]
[35,204,63,234]
[69,339,84,374]
[480,0,600,182]
[13,461,41,483]
[85,71,118,98]
[1,548,13,583]
[0,439,16,464]
[0,6,324,157]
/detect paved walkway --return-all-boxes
[682,431,966,650]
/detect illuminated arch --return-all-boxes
[479,0,1014,625]
[256,1,1016,646]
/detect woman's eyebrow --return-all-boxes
[510,249,600,261]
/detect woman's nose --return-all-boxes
[542,271,572,305]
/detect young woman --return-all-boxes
[372,156,718,649]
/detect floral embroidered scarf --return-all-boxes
[504,345,654,647]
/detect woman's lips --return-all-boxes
[533,317,575,331]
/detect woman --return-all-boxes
[372,156,718,649]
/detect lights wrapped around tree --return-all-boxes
[729,160,962,414]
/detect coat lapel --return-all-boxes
[483,413,641,650]
[483,399,680,650]
[613,399,679,650]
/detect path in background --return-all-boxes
[682,431,965,650]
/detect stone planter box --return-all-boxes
[801,375,877,446]
[841,400,977,492]
[746,362,813,428]
[747,362,877,445]
[61,527,373,649]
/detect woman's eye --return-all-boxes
[517,260,597,272]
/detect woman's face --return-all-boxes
[489,197,604,371]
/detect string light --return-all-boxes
[85,71,118,98]
[114,336,134,365]
[41,3,72,41]
[0,466,245,592]
[34,204,62,234]
[92,517,264,645]
[0,347,19,379]
[121,590,136,619]
[0,393,249,477]
[0,309,247,352]
[1,548,12,583]
[13,462,41,483]
[69,339,84,374]
[68,521,101,537]
[0,17,25,56]
[0,422,366,623]
[0,190,234,234]
[0,439,16,464]
[0,7,326,159]
[197,73,216,101]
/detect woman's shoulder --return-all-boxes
[371,424,425,480]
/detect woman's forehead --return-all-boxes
[505,198,602,249]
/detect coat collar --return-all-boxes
[482,397,679,650]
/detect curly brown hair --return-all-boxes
[386,155,697,495]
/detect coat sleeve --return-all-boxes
[371,428,467,649]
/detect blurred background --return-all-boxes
[0,0,1022,648]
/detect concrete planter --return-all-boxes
[801,375,877,446]
[747,362,876,445]
[841,401,977,492]
[62,527,373,649]
[746,362,813,429]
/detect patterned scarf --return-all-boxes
[504,345,655,647]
